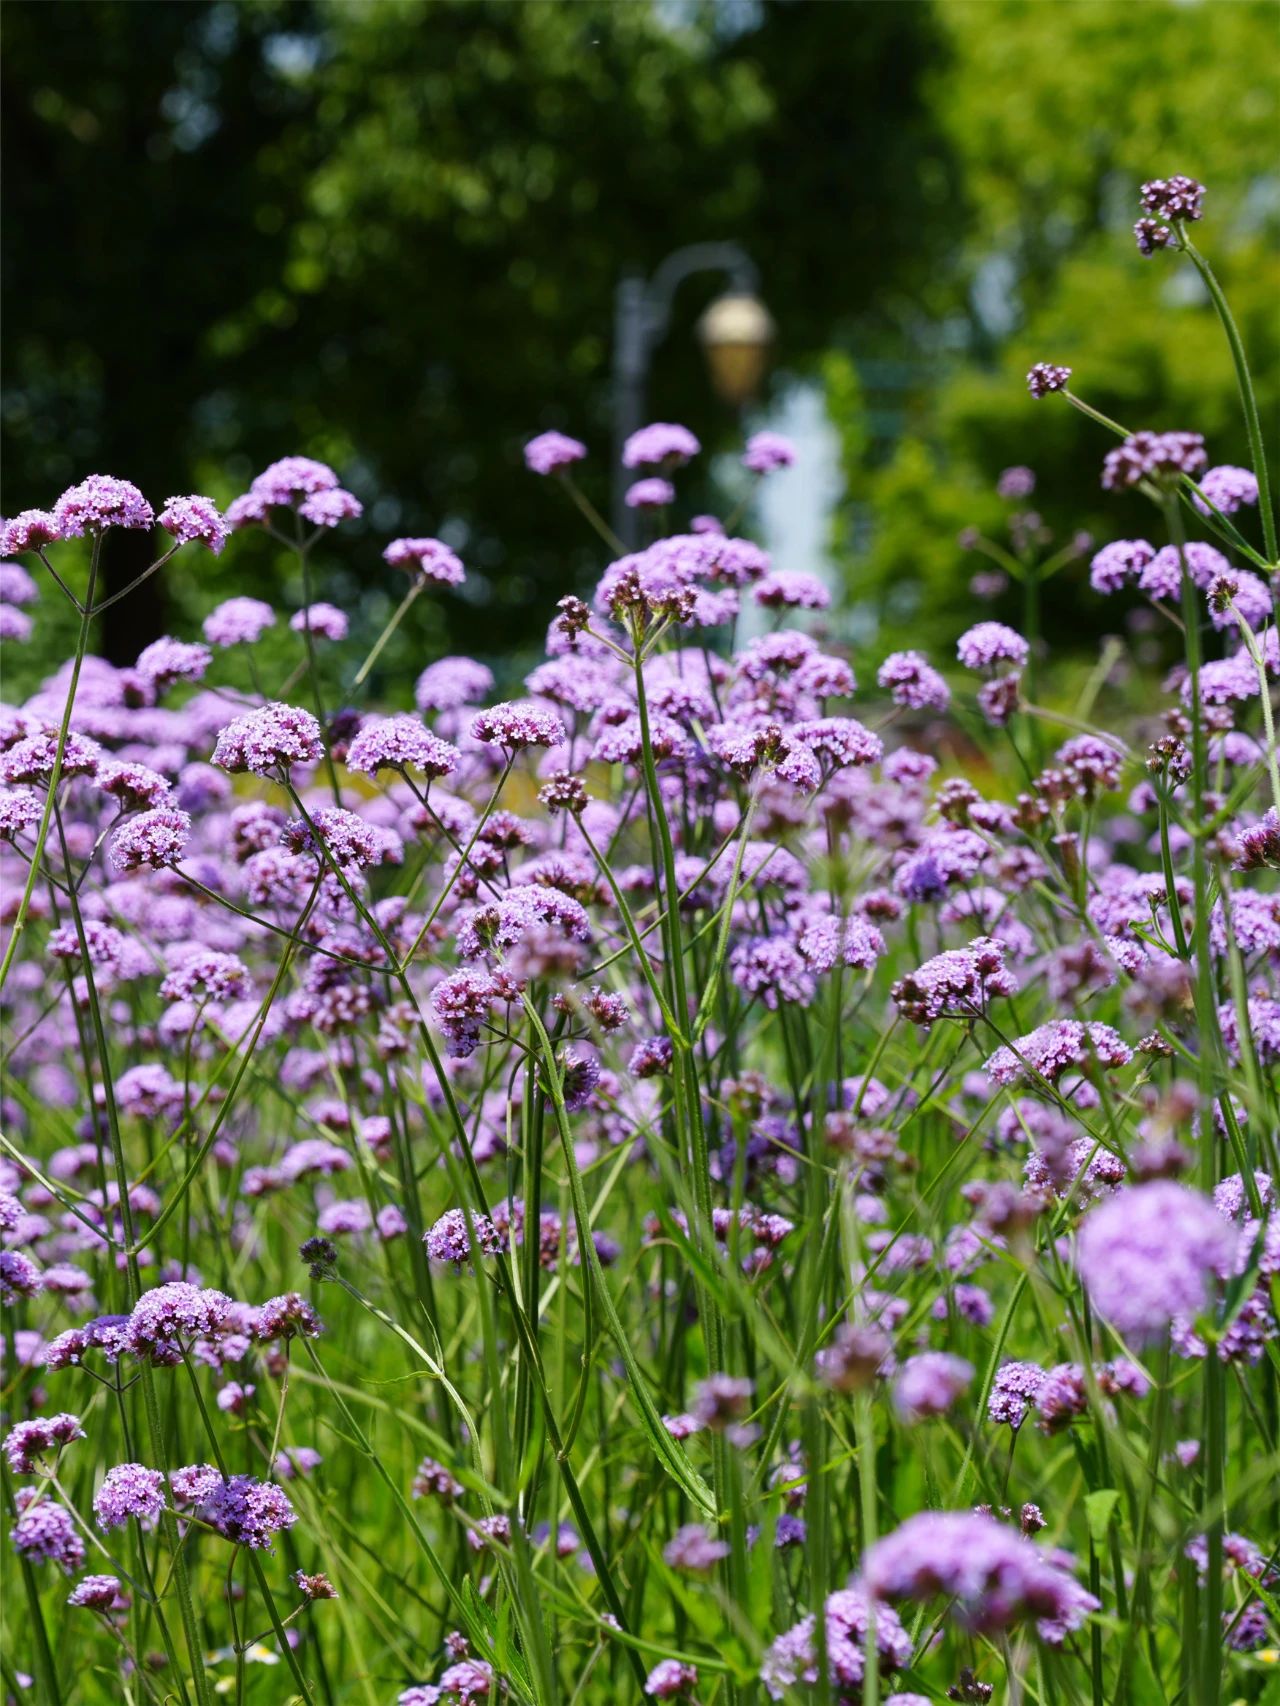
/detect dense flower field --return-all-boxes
[1,176,1278,1706]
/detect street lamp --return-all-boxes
[612,242,773,544]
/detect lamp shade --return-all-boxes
[696,291,775,404]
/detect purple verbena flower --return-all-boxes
[742,431,796,474]
[383,538,466,585]
[525,432,587,475]
[94,1463,165,1531]
[623,423,700,469]
[159,495,229,554]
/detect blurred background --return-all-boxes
[3,0,1277,701]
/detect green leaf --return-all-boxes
[1085,1488,1121,1546]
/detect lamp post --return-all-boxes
[612,242,774,545]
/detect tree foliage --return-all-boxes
[829,0,1280,654]
[2,0,958,676]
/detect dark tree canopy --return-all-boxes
[2,0,959,673]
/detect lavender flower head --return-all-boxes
[1076,1181,1238,1343]
[53,475,154,536]
[4,1413,85,1474]
[1027,363,1071,399]
[346,714,460,779]
[126,1281,234,1360]
[1193,465,1258,517]
[158,494,229,554]
[525,432,587,476]
[11,1492,86,1573]
[864,1510,1098,1642]
[212,702,324,776]
[626,477,675,510]
[893,1352,973,1421]
[383,538,466,585]
[1102,431,1206,492]
[470,701,567,752]
[742,431,796,474]
[94,1463,165,1531]
[203,596,277,647]
[878,649,951,711]
[106,806,190,874]
[622,422,701,469]
[762,1584,913,1698]
[985,1020,1131,1087]
[291,603,349,641]
[67,1574,124,1610]
[644,1660,698,1698]
[957,622,1030,673]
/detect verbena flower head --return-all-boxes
[204,596,277,647]
[0,560,39,605]
[753,570,831,610]
[126,1281,234,1361]
[346,715,460,779]
[291,603,349,641]
[4,1414,85,1474]
[1140,174,1205,222]
[525,431,587,475]
[12,1493,86,1573]
[893,1352,974,1421]
[67,1574,123,1610]
[625,476,675,510]
[197,1475,298,1550]
[762,1584,912,1698]
[108,806,191,872]
[0,509,61,554]
[94,1463,165,1531]
[248,456,340,506]
[136,637,211,689]
[469,701,567,752]
[212,702,324,776]
[863,1510,1098,1642]
[742,431,796,474]
[415,656,494,712]
[255,1293,323,1342]
[622,422,700,469]
[53,475,154,536]
[299,488,362,527]
[878,649,950,710]
[892,937,1017,1028]
[957,622,1030,673]
[158,494,229,554]
[986,1020,1131,1087]
[1026,363,1071,399]
[1102,431,1207,491]
[1193,464,1258,517]
[1077,1181,1238,1343]
[383,538,466,585]
[645,1659,699,1698]
[997,465,1036,499]
[1090,538,1154,593]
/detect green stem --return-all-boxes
[0,538,100,995]
[1182,234,1277,564]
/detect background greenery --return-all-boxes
[3,0,1277,693]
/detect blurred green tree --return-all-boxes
[2,0,959,690]
[827,0,1280,656]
